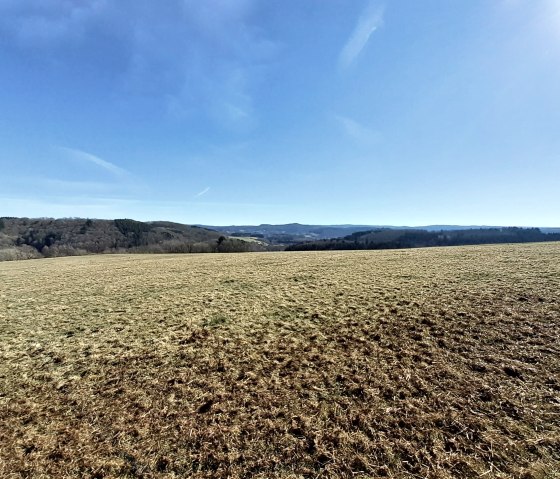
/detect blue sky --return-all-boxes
[1,0,559,226]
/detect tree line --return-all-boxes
[286,228,560,251]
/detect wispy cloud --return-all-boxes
[0,1,277,128]
[339,2,384,69]
[194,186,211,198]
[127,0,276,128]
[0,1,107,47]
[58,146,129,177]
[334,114,381,144]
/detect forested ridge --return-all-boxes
[0,218,267,261]
[286,227,560,251]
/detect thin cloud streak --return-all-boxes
[339,3,384,68]
[194,186,211,198]
[334,114,381,144]
[58,146,129,177]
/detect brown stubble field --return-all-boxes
[0,244,559,478]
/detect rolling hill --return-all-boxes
[0,218,267,261]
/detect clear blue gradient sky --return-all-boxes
[1,0,559,225]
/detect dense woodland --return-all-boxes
[286,227,560,251]
[0,218,268,261]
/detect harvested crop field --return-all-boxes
[1,244,559,478]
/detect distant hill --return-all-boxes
[202,223,560,245]
[200,223,376,245]
[286,227,560,251]
[0,218,268,261]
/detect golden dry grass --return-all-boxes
[1,244,559,478]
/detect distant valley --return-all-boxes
[203,223,560,245]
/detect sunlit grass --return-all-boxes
[1,244,559,478]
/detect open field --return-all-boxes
[1,244,559,478]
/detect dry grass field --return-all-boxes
[1,244,559,478]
